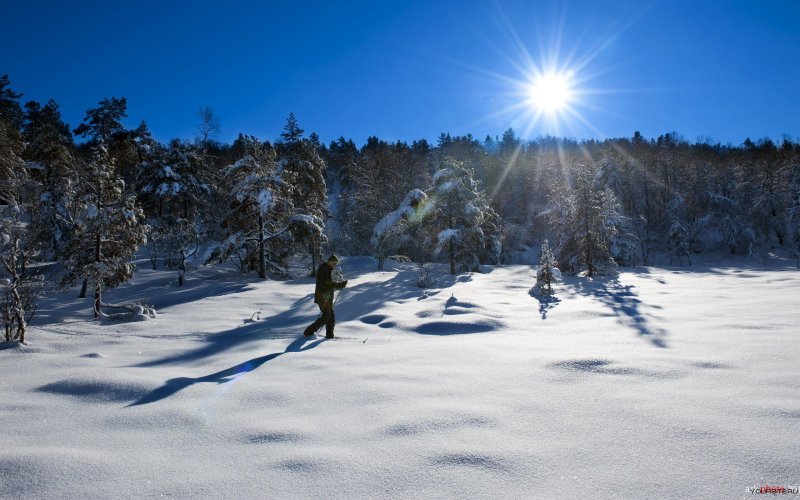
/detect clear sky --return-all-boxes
[2,0,798,146]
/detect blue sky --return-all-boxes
[2,0,798,146]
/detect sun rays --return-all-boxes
[440,2,656,204]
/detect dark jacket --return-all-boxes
[314,263,345,306]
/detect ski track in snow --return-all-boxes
[1,257,799,498]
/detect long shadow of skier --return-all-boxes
[132,260,473,368]
[128,336,325,406]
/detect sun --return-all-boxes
[528,71,573,114]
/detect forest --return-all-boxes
[2,73,800,341]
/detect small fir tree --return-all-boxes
[536,239,559,294]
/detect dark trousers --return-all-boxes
[304,303,335,336]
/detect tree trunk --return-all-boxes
[310,241,317,277]
[94,284,102,319]
[448,211,456,275]
[178,250,186,286]
[79,278,88,298]
[258,212,266,279]
[94,231,102,318]
[449,239,456,275]
[5,239,26,342]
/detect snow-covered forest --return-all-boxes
[3,73,800,339]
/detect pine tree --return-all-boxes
[664,194,692,265]
[22,99,77,258]
[73,97,128,144]
[0,74,23,130]
[277,115,328,275]
[0,119,26,207]
[60,144,148,317]
[280,113,304,145]
[210,136,289,277]
[427,157,501,274]
[322,137,359,252]
[0,78,41,341]
[372,189,429,269]
[553,162,620,276]
[0,76,25,207]
[138,139,208,220]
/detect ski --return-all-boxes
[304,334,367,344]
[329,337,367,343]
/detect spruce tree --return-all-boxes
[280,113,304,145]
[536,239,558,294]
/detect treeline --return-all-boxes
[328,128,800,270]
[2,73,800,339]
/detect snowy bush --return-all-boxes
[417,262,435,289]
[99,299,157,322]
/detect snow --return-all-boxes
[162,165,178,179]
[257,189,273,213]
[437,228,459,243]
[437,179,457,193]
[85,203,98,219]
[373,189,427,239]
[433,168,451,183]
[2,257,799,498]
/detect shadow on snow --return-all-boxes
[530,292,561,320]
[129,336,325,406]
[563,275,668,348]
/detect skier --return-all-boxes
[303,255,348,339]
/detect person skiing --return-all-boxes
[303,255,348,339]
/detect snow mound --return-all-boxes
[415,318,504,335]
[37,378,152,403]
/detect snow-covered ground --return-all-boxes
[2,257,799,498]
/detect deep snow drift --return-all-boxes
[1,257,798,498]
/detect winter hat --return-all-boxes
[327,255,339,263]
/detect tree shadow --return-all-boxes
[129,336,325,406]
[564,276,668,348]
[532,292,561,320]
[33,265,259,326]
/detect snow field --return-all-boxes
[1,257,799,498]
